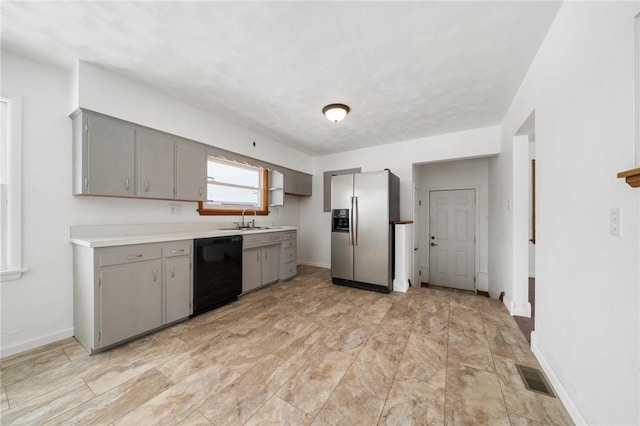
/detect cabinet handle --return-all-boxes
[144,180,149,192]
[125,178,130,190]
[127,254,143,259]
[153,268,157,281]
[264,251,268,260]
[171,266,175,278]
[170,249,185,253]
[256,252,260,262]
[199,187,203,196]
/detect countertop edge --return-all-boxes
[71,226,298,248]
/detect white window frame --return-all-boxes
[1,96,26,281]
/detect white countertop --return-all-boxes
[70,226,297,248]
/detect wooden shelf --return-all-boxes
[617,167,640,188]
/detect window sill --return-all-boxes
[1,268,28,281]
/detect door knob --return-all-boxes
[430,242,438,247]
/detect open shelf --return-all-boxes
[617,167,640,188]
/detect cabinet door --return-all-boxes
[165,257,191,323]
[262,245,280,285]
[99,261,162,348]
[298,173,312,196]
[176,140,205,201]
[87,114,135,197]
[242,248,262,293]
[283,170,298,195]
[136,130,175,199]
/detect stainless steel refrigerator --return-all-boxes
[331,170,400,293]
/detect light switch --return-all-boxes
[610,208,621,236]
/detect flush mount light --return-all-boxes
[322,103,350,123]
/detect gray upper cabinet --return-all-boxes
[71,109,310,202]
[136,130,175,199]
[176,140,205,201]
[75,112,135,197]
[284,170,313,196]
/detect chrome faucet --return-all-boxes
[241,208,257,228]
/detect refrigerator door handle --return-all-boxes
[349,196,354,246]
[354,196,358,246]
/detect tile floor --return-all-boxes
[0,266,573,425]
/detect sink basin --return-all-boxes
[217,226,282,232]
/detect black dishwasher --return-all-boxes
[193,236,243,317]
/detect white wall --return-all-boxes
[299,126,500,268]
[489,2,640,424]
[416,157,490,292]
[76,62,312,174]
[0,50,308,357]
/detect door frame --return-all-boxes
[425,185,480,291]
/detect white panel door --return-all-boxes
[429,189,476,290]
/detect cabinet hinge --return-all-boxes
[98,331,101,341]
[419,200,422,206]
[419,270,421,276]
[85,123,89,133]
[98,278,101,287]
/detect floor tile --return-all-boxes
[0,379,93,425]
[312,383,385,425]
[45,368,172,425]
[245,395,314,426]
[396,332,447,388]
[114,362,238,425]
[196,373,272,426]
[493,356,573,425]
[447,326,495,373]
[378,376,445,426]
[1,387,8,411]
[176,409,213,425]
[277,348,354,416]
[445,366,510,425]
[82,336,186,395]
[0,266,573,426]
[341,344,402,398]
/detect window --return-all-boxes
[198,157,269,216]
[0,96,26,281]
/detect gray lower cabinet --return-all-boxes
[99,260,163,348]
[281,231,297,280]
[242,244,280,294]
[242,233,284,294]
[73,240,193,354]
[136,129,175,199]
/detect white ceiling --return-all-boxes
[1,1,561,156]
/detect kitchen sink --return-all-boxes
[218,226,283,232]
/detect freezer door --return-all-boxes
[353,171,390,287]
[331,174,354,281]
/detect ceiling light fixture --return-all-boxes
[322,103,350,123]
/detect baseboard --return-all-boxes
[477,271,489,292]
[503,295,531,317]
[476,290,490,298]
[1,328,74,358]
[531,331,587,425]
[297,261,330,269]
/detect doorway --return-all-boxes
[428,189,476,291]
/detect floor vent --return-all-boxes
[515,364,556,398]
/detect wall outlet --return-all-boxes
[609,208,621,236]
[169,204,182,216]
